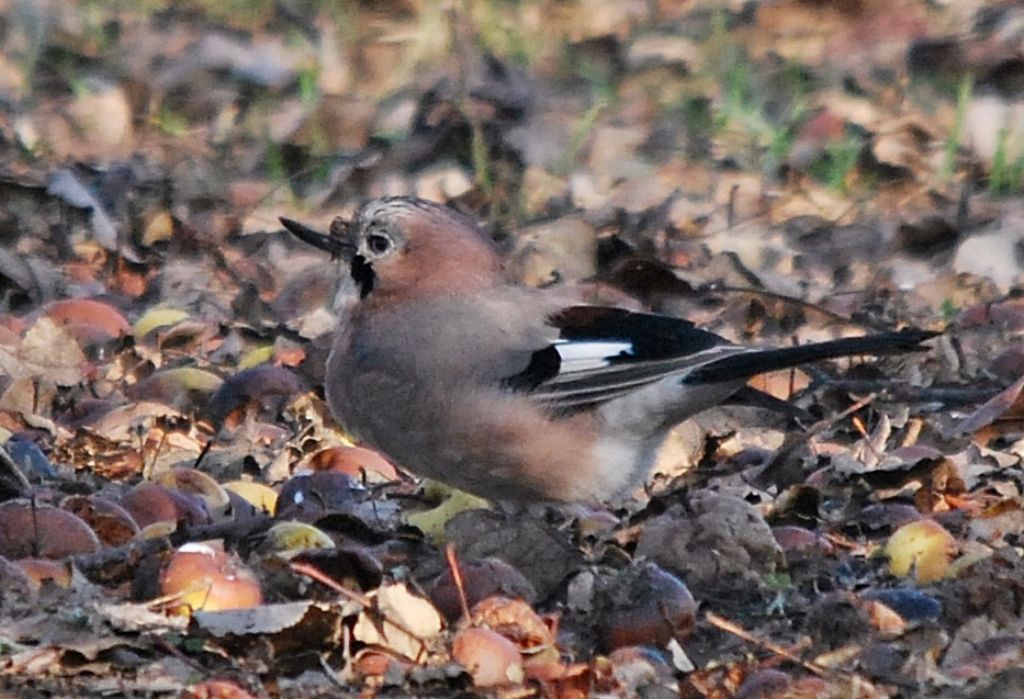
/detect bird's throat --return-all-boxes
[351,255,376,298]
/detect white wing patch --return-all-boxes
[555,340,634,372]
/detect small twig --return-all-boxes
[813,392,878,435]
[289,560,372,607]
[0,444,31,496]
[148,429,169,478]
[700,283,853,325]
[136,424,148,479]
[756,393,878,487]
[30,493,40,558]
[72,532,170,573]
[319,647,349,690]
[290,561,431,664]
[192,439,213,470]
[726,184,738,228]
[445,543,471,621]
[901,418,923,448]
[151,633,206,672]
[148,584,210,614]
[705,612,829,677]
[70,513,274,574]
[339,623,354,684]
[851,415,884,463]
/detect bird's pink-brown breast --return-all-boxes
[325,286,620,501]
[326,332,609,500]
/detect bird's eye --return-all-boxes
[367,234,392,255]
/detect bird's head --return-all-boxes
[281,197,502,303]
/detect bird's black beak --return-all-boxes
[280,217,356,260]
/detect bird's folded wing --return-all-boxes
[503,305,744,409]
[502,305,937,412]
[527,345,755,409]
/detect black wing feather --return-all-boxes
[503,305,938,412]
[504,306,735,409]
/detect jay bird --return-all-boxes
[281,197,935,503]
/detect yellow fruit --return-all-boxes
[885,519,958,583]
[223,481,278,514]
[133,307,188,338]
[238,345,274,369]
[261,521,335,554]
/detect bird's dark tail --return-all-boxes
[685,329,939,384]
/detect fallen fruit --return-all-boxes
[884,518,958,583]
[15,558,73,589]
[599,563,697,650]
[452,627,524,687]
[154,468,230,516]
[223,481,278,514]
[120,482,211,528]
[61,495,140,547]
[307,445,398,482]
[0,500,101,559]
[160,541,262,615]
[260,521,335,554]
[429,559,536,622]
